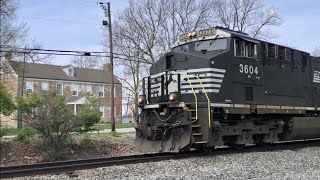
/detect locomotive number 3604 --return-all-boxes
[239,64,258,75]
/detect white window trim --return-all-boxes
[99,86,104,97]
[56,83,64,95]
[68,68,73,76]
[26,81,34,93]
[99,106,105,117]
[85,85,93,94]
[71,83,78,96]
[41,82,49,94]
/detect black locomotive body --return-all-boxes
[135,27,320,153]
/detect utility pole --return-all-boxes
[17,47,26,129]
[100,2,115,131]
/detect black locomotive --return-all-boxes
[135,27,320,153]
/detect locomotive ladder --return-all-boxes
[183,73,211,145]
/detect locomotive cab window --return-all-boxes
[234,39,257,58]
[194,38,227,52]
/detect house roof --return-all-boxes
[9,61,121,84]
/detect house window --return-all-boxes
[71,83,78,96]
[68,68,74,76]
[56,83,63,95]
[98,86,104,97]
[41,82,49,94]
[26,81,33,94]
[99,106,105,117]
[85,85,92,94]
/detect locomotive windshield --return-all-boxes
[172,43,192,52]
[194,38,227,51]
[172,38,228,53]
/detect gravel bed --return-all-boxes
[12,143,320,180]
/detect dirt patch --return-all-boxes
[0,139,44,166]
[0,133,136,166]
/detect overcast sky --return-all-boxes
[17,0,320,65]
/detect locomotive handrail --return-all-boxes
[182,72,198,121]
[195,75,211,128]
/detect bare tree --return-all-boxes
[158,0,215,52]
[23,39,52,64]
[71,55,102,69]
[0,0,27,47]
[213,0,281,39]
[0,0,27,76]
[113,20,149,120]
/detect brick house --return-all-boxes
[1,60,122,128]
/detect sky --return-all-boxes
[16,0,320,65]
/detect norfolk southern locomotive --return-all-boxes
[135,27,320,153]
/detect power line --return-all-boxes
[1,45,128,57]
[2,46,107,54]
[0,49,136,62]
[0,46,147,63]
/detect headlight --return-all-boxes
[137,95,146,106]
[169,92,178,101]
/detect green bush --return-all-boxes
[76,109,100,134]
[17,128,37,141]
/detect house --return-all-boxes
[1,60,122,128]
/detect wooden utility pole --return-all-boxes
[100,2,115,131]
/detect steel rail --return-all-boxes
[0,152,197,179]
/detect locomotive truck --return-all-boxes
[135,26,320,153]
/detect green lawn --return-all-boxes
[92,123,133,130]
[0,128,19,136]
[0,123,133,137]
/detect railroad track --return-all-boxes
[0,152,198,179]
[1,139,319,179]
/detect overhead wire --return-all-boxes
[0,49,138,62]
[1,45,129,57]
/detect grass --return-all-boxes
[0,128,20,136]
[92,123,133,131]
[0,123,133,137]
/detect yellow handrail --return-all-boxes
[182,72,198,121]
[195,75,211,128]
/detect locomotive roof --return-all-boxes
[174,26,310,55]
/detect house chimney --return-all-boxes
[102,63,112,71]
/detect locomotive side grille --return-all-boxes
[181,68,226,94]
[149,67,226,97]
